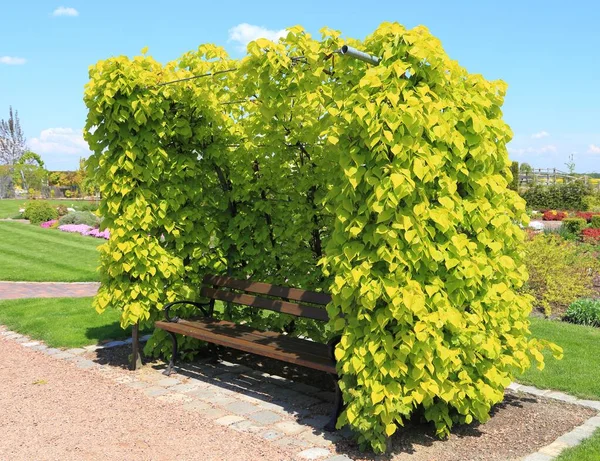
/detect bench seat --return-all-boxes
[156,317,337,375]
[155,274,342,431]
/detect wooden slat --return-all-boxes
[156,318,336,374]
[178,319,328,357]
[200,287,329,322]
[203,275,331,306]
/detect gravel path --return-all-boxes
[0,336,292,461]
[0,281,99,300]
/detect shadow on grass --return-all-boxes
[85,323,153,343]
[85,322,132,344]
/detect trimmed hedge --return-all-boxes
[521,182,591,211]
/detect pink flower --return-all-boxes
[57,224,110,240]
[40,220,58,228]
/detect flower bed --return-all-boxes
[84,227,110,239]
[541,210,600,222]
[40,220,58,229]
[40,221,110,240]
[58,224,110,240]
[542,210,568,221]
[582,228,600,243]
[576,212,600,223]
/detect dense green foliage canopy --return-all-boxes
[84,23,560,452]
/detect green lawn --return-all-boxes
[0,297,129,348]
[517,317,600,400]
[517,318,600,459]
[556,429,600,461]
[0,198,97,218]
[0,221,101,282]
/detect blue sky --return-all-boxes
[1,0,599,172]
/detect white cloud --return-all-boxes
[508,144,558,155]
[588,144,600,154]
[52,6,79,17]
[531,131,550,139]
[228,23,287,51]
[0,56,26,65]
[29,128,90,158]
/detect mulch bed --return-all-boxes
[366,394,594,461]
[85,344,597,461]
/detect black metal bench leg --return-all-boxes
[325,374,343,432]
[163,331,178,376]
[207,343,220,364]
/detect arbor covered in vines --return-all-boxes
[84,23,560,452]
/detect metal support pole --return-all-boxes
[337,45,380,66]
[130,322,142,371]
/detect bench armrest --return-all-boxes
[163,300,211,323]
[327,336,341,362]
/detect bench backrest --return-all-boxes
[201,275,331,322]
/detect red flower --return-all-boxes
[542,210,567,221]
[575,212,600,223]
[582,228,600,242]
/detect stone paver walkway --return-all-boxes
[0,281,100,300]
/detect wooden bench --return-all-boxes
[155,274,342,431]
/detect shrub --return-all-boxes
[543,225,577,241]
[78,202,99,212]
[529,210,542,220]
[583,193,600,211]
[56,205,69,216]
[58,211,100,227]
[591,216,600,229]
[521,181,591,210]
[564,298,600,327]
[543,210,567,221]
[562,217,587,234]
[524,234,600,315]
[582,228,600,243]
[22,200,58,224]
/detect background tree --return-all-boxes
[74,157,97,197]
[12,151,48,194]
[520,162,533,174]
[0,107,27,165]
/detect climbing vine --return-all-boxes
[84,23,561,453]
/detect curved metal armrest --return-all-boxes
[163,300,211,323]
[327,336,341,363]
